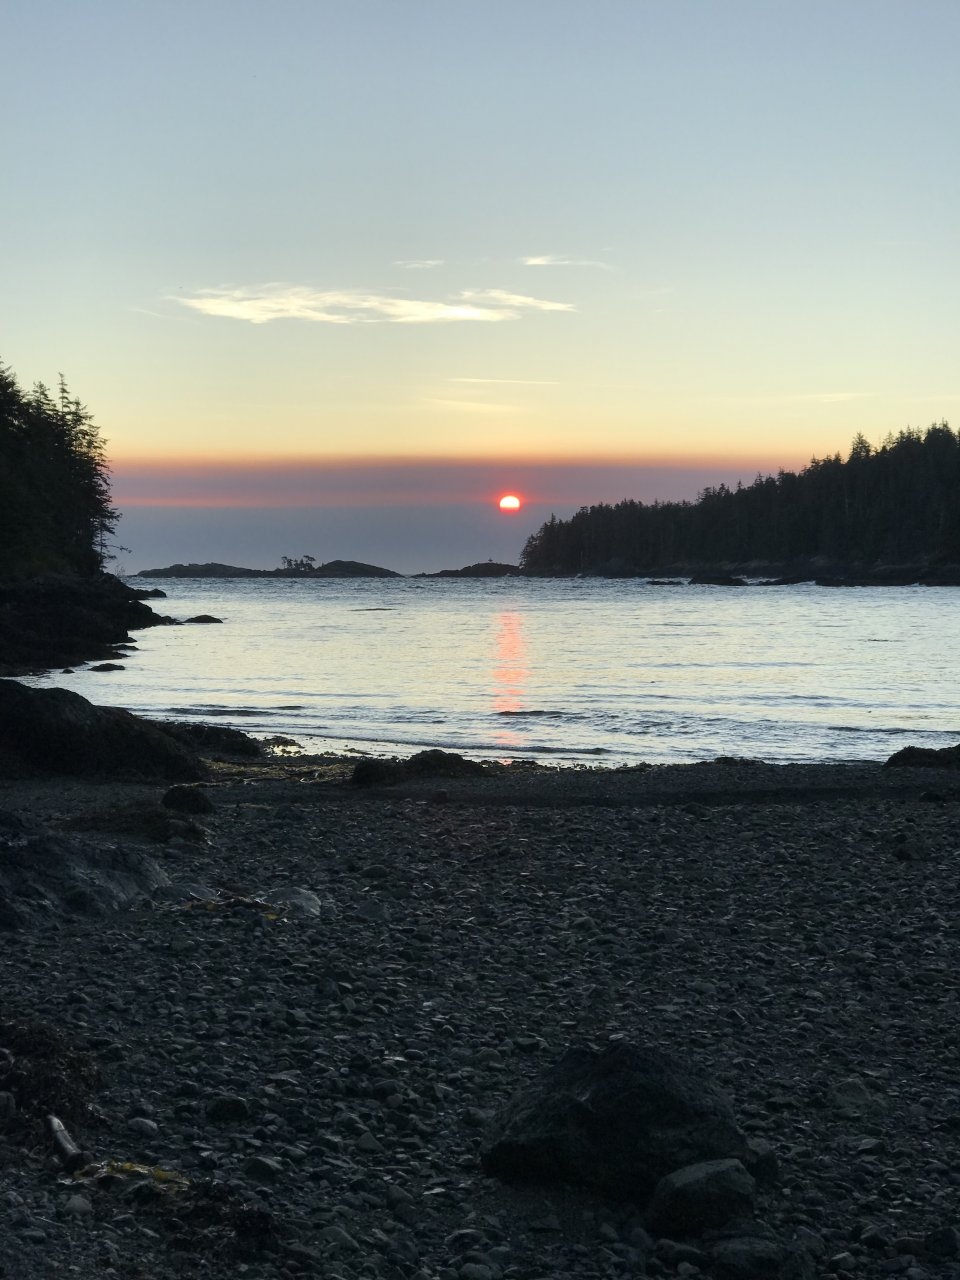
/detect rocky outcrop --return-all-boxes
[883,743,960,769]
[0,574,172,674]
[351,748,487,786]
[0,809,169,929]
[158,721,261,759]
[480,1042,749,1199]
[0,681,205,781]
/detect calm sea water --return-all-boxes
[24,576,960,766]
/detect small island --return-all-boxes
[138,558,402,579]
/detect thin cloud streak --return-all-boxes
[459,289,574,313]
[448,378,559,385]
[172,285,573,325]
[394,259,444,269]
[521,254,612,270]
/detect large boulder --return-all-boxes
[352,748,486,786]
[0,809,169,929]
[481,1042,749,1200]
[0,680,205,780]
[884,743,960,770]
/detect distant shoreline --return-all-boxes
[133,559,960,586]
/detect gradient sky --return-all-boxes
[3,1,959,572]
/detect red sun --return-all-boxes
[498,494,522,512]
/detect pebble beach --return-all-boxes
[2,754,960,1279]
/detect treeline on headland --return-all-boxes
[0,361,116,579]
[521,424,960,577]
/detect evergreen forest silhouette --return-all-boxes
[0,362,116,579]
[521,425,960,576]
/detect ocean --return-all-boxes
[23,576,960,766]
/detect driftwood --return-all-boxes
[46,1113,91,1173]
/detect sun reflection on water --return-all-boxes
[492,610,529,745]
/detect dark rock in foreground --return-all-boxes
[481,1042,749,1199]
[0,809,169,929]
[159,720,261,759]
[646,1158,756,1235]
[351,748,487,786]
[0,680,205,781]
[884,743,960,769]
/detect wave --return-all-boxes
[495,709,582,720]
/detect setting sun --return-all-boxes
[498,494,521,512]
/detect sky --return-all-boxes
[3,1,959,573]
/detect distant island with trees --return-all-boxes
[520,423,960,583]
[138,559,522,579]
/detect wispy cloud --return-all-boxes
[521,254,611,270]
[458,289,575,313]
[172,285,573,325]
[395,259,444,269]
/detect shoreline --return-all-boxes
[2,750,960,1277]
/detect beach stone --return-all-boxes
[481,1042,749,1198]
[0,1091,17,1127]
[710,1236,810,1278]
[744,1136,779,1184]
[283,887,325,917]
[128,1116,158,1136]
[827,1077,875,1115]
[162,784,214,814]
[646,1159,756,1236]
[206,1093,250,1123]
[63,1194,93,1216]
[0,680,205,780]
[243,1154,283,1181]
[924,1226,960,1258]
[184,614,223,623]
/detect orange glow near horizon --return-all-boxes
[108,449,811,511]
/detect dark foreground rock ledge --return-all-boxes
[0,680,205,781]
[0,573,171,674]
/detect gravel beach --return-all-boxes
[2,754,959,1280]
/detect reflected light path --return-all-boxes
[491,610,529,746]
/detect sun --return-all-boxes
[498,494,522,512]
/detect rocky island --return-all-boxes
[138,559,402,579]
